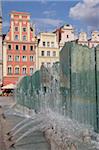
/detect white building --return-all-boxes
[89,31,99,48]
[54,24,76,49]
[78,32,88,46]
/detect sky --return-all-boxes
[1,0,99,36]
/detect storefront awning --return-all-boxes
[1,83,16,90]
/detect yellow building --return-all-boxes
[37,32,59,69]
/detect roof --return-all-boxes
[11,11,30,16]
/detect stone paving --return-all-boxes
[0,114,7,150]
[0,96,50,150]
[0,97,13,150]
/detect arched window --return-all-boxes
[30,56,33,62]
[8,66,12,75]
[30,67,34,75]
[14,35,18,40]
[22,67,27,75]
[15,67,20,75]
[23,35,27,41]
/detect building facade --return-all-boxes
[88,31,99,48]
[54,24,75,49]
[3,11,37,85]
[78,32,88,46]
[37,32,59,69]
[78,31,99,48]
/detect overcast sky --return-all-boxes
[2,0,99,35]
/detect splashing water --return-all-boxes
[12,63,99,149]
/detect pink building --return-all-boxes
[3,11,37,86]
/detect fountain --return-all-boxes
[6,43,99,149]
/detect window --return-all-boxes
[47,51,50,56]
[51,42,54,47]
[15,27,18,32]
[8,55,12,61]
[22,67,27,75]
[23,36,27,41]
[43,42,45,47]
[47,42,50,47]
[8,45,11,50]
[8,66,12,75]
[30,56,33,62]
[15,56,20,62]
[30,68,34,75]
[23,27,26,32]
[15,45,19,50]
[67,35,69,38]
[53,51,56,57]
[41,51,44,56]
[23,45,26,51]
[15,67,19,74]
[22,56,27,62]
[15,35,18,40]
[30,46,33,51]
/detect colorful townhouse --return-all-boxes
[37,32,59,69]
[78,31,99,48]
[3,11,37,86]
[54,24,76,49]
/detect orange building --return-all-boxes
[3,11,37,86]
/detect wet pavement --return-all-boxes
[0,96,50,150]
[0,114,7,150]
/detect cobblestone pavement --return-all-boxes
[0,96,50,150]
[0,115,7,150]
[0,97,10,150]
